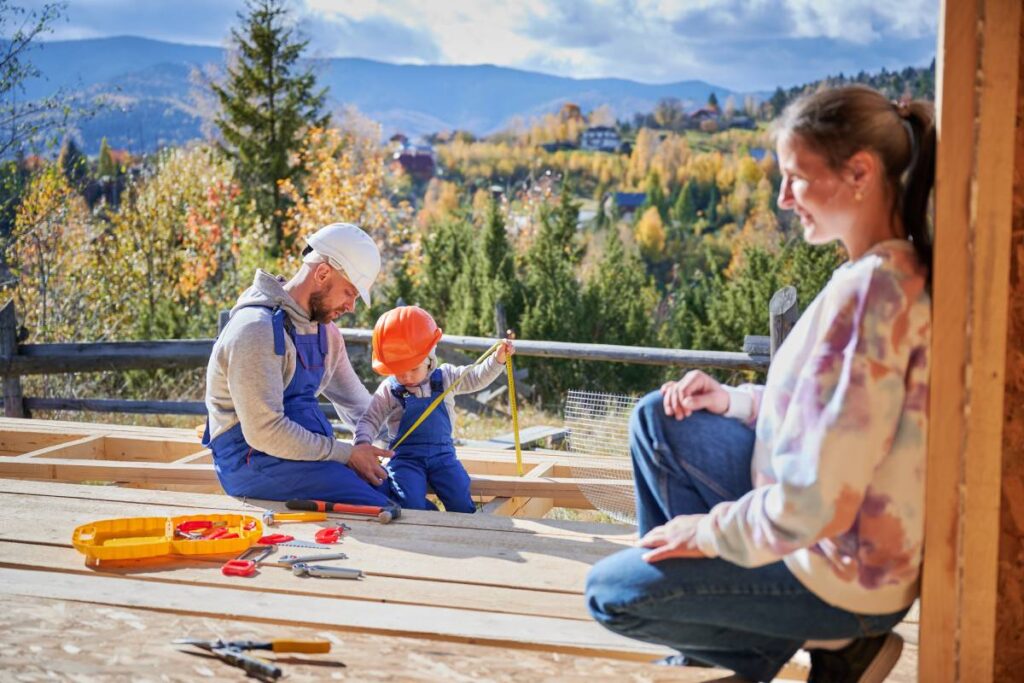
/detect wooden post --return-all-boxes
[922,1,1023,681]
[0,301,26,418]
[494,302,507,338]
[217,310,231,335]
[997,7,1024,677]
[768,286,798,359]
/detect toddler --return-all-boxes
[354,305,514,513]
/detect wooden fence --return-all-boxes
[0,287,798,419]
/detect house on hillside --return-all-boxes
[539,140,577,153]
[728,116,757,130]
[580,126,621,152]
[391,148,436,182]
[608,192,646,219]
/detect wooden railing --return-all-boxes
[0,287,798,418]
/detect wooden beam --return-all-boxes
[0,458,609,508]
[0,567,669,660]
[923,1,1023,681]
[0,540,592,622]
[997,6,1024,678]
[481,462,556,516]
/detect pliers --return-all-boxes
[172,638,330,681]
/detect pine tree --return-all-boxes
[707,92,720,112]
[671,179,697,228]
[478,198,523,335]
[97,137,117,178]
[212,0,329,255]
[643,171,667,221]
[582,228,660,391]
[418,215,475,324]
[57,138,86,187]
[520,193,585,403]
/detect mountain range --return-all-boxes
[21,36,755,154]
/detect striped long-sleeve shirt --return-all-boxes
[694,239,931,614]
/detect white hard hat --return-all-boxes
[303,223,381,306]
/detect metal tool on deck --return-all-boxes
[261,510,327,527]
[267,551,349,567]
[287,498,401,524]
[172,637,331,682]
[290,562,363,580]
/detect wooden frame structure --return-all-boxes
[921,1,1024,681]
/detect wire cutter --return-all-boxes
[172,638,331,681]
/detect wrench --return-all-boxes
[274,552,349,566]
[291,562,363,580]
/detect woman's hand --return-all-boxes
[638,514,707,562]
[495,339,515,364]
[660,369,729,420]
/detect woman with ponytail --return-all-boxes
[586,85,935,683]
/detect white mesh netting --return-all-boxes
[564,390,639,525]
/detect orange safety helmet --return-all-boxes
[371,306,443,375]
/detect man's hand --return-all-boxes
[347,443,391,486]
[638,514,708,562]
[660,369,729,420]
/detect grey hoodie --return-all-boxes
[204,270,370,464]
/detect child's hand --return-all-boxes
[496,339,515,364]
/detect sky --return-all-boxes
[26,0,939,92]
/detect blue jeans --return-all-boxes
[585,391,909,682]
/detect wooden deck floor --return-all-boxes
[0,418,919,681]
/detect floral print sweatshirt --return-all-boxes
[694,240,931,614]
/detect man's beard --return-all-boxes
[308,290,335,324]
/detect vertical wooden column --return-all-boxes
[0,301,25,418]
[921,1,1023,681]
[996,9,1024,678]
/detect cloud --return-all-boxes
[20,0,939,92]
[23,0,245,45]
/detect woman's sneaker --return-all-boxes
[808,632,904,683]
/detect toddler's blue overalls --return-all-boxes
[204,306,394,505]
[386,368,475,513]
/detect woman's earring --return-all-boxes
[854,190,864,202]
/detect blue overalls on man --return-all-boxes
[203,223,395,504]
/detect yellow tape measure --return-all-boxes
[390,338,524,476]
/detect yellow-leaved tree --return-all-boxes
[281,126,396,269]
[634,206,666,259]
[5,165,95,341]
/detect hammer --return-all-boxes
[261,510,327,527]
[286,499,402,524]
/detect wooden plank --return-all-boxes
[0,478,636,540]
[0,567,670,660]
[0,457,618,508]
[172,449,212,464]
[923,2,983,680]
[0,492,631,593]
[13,435,104,459]
[2,333,768,378]
[482,462,556,516]
[339,328,771,370]
[961,3,1022,679]
[0,540,593,622]
[923,2,1023,681]
[998,5,1024,678]
[0,428,90,457]
[6,339,214,375]
[0,594,726,682]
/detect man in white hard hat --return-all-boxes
[203,223,394,504]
